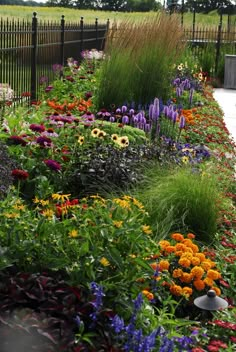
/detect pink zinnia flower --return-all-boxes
[44,159,61,172]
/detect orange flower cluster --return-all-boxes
[152,233,222,299]
[47,98,92,113]
[181,109,195,125]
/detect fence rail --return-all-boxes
[0,13,109,103]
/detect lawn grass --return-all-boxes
[0,5,235,28]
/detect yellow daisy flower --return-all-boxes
[41,209,54,219]
[52,193,71,202]
[100,257,110,266]
[69,229,78,238]
[113,220,123,228]
[142,225,152,235]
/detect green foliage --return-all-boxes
[197,43,215,76]
[133,165,222,242]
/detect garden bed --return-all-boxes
[0,15,235,352]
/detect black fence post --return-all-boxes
[80,16,84,54]
[31,12,37,103]
[106,18,110,31]
[181,0,184,27]
[60,15,65,67]
[95,17,98,50]
[215,10,223,75]
[192,8,196,42]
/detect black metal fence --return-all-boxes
[0,13,109,103]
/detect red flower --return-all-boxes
[191,348,205,352]
[9,135,27,146]
[11,169,29,180]
[21,91,31,97]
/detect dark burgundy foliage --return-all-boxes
[0,269,117,352]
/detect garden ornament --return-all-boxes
[194,290,228,311]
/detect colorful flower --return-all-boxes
[11,169,29,180]
[44,159,61,172]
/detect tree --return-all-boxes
[99,0,127,11]
[185,0,232,13]
[73,0,96,9]
[126,0,158,11]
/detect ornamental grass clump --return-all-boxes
[98,13,185,108]
[134,166,221,242]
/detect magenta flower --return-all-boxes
[30,124,46,133]
[44,159,61,172]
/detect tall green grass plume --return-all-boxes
[133,165,222,243]
[98,13,186,108]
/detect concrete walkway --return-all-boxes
[213,88,236,143]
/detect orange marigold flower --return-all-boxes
[206,269,221,280]
[191,266,204,279]
[201,260,213,271]
[175,250,184,257]
[150,262,159,271]
[142,290,154,301]
[191,257,201,266]
[159,260,170,271]
[187,233,195,239]
[180,272,193,283]
[204,277,214,287]
[172,268,183,278]
[159,240,170,249]
[178,257,191,268]
[181,252,193,259]
[190,244,199,253]
[171,233,184,242]
[175,243,187,252]
[211,287,221,296]
[195,253,206,261]
[170,284,183,296]
[193,279,205,291]
[165,245,176,253]
[182,286,193,298]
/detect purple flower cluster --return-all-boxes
[89,282,105,322]
[44,159,61,172]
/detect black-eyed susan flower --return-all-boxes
[52,193,71,202]
[117,136,129,148]
[78,136,84,145]
[98,130,106,138]
[111,134,119,142]
[91,128,100,137]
